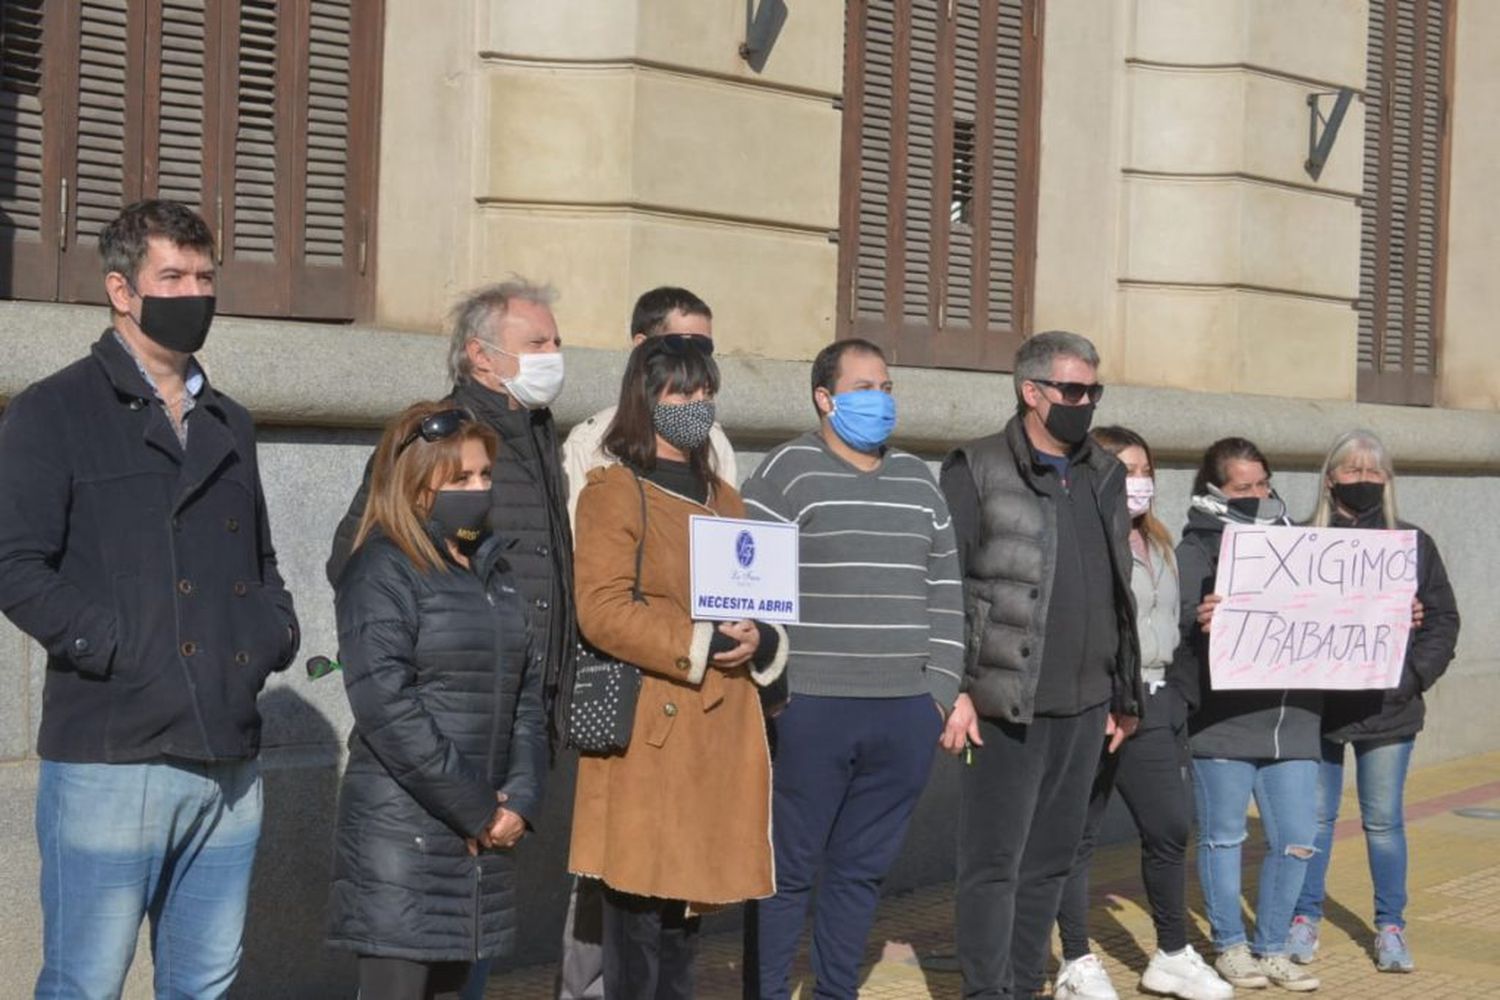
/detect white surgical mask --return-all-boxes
[479,342,565,409]
[1125,475,1155,517]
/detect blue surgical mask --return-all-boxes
[827,389,896,452]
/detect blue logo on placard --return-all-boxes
[735,529,756,568]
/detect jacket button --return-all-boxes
[675,657,691,672]
[1030,587,1039,599]
[663,703,678,717]
[225,517,239,532]
[1020,645,1031,658]
[73,637,89,653]
[535,544,550,557]
[233,581,248,597]
[534,598,550,611]
[180,641,197,657]
[177,578,193,595]
[234,651,250,666]
[1010,706,1021,719]
[128,398,145,411]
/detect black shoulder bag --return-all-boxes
[567,473,648,755]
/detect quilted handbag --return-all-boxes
[567,472,648,755]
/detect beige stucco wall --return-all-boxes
[372,0,483,332]
[1436,0,1500,410]
[1108,0,1366,400]
[371,0,1495,415]
[472,0,841,357]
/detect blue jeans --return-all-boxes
[1294,737,1415,929]
[35,759,263,999]
[1191,757,1318,956]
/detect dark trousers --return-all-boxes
[749,694,942,999]
[601,886,700,1000]
[956,702,1108,999]
[1056,686,1192,959]
[357,956,470,1000]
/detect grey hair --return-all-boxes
[446,278,559,384]
[1012,330,1101,406]
[1309,428,1399,528]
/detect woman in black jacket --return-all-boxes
[1175,438,1323,993]
[1287,429,1458,974]
[326,402,547,1000]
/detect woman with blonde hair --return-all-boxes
[326,402,546,1000]
[1052,426,1230,1000]
[1287,429,1458,973]
[570,336,787,999]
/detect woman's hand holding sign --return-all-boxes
[711,619,761,669]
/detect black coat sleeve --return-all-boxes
[326,451,375,587]
[0,387,119,676]
[1170,536,1215,713]
[1404,528,1459,697]
[336,552,498,839]
[499,638,548,827]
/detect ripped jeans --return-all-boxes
[1191,757,1319,956]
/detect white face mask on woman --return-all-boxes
[1125,475,1155,517]
[478,342,566,409]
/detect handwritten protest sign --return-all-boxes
[1209,524,1416,691]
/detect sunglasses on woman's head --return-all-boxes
[1031,379,1105,405]
[658,333,714,356]
[396,408,471,456]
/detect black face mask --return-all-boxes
[1225,494,1288,523]
[135,293,216,354]
[1332,481,1384,516]
[430,489,491,555]
[1043,401,1095,448]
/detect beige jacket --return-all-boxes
[562,404,737,528]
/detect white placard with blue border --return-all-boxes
[689,515,800,624]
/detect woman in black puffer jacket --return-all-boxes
[1287,429,1458,974]
[326,402,547,1000]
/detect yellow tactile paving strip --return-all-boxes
[487,751,1500,998]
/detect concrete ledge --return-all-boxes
[4,302,1500,469]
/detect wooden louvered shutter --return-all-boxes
[0,0,57,298]
[0,0,381,319]
[214,0,378,318]
[837,0,1039,371]
[56,0,142,300]
[289,0,377,317]
[1357,0,1450,406]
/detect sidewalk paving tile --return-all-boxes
[486,750,1500,998]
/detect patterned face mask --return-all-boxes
[652,399,716,452]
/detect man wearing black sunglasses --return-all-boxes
[939,330,1144,1000]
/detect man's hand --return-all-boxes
[1105,712,1138,754]
[941,693,983,756]
[711,619,760,669]
[1197,594,1222,633]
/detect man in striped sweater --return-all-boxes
[740,338,966,999]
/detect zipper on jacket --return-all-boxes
[472,861,483,961]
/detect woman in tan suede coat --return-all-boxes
[569,336,787,999]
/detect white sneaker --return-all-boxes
[1140,946,1235,1000]
[1055,953,1120,1000]
[1215,943,1269,989]
[1259,953,1319,991]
